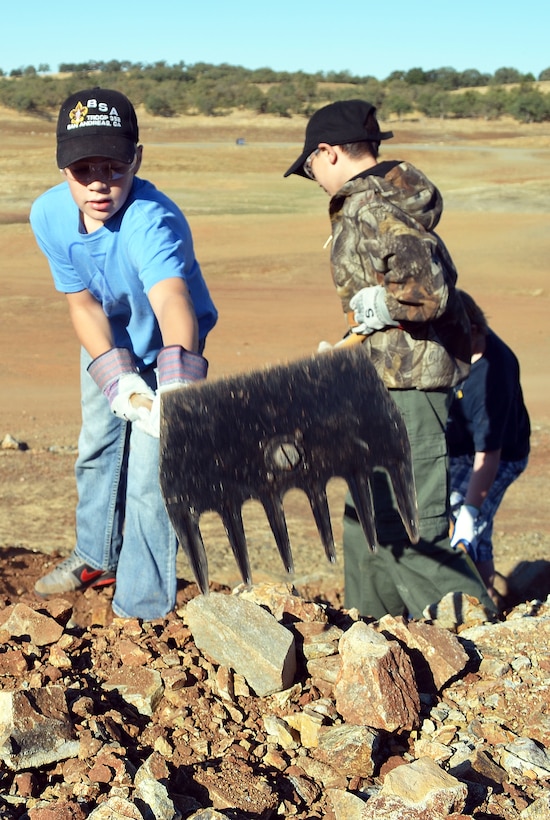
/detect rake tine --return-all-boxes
[388,462,420,544]
[306,484,337,563]
[221,504,253,586]
[346,472,379,552]
[166,502,210,594]
[260,493,295,575]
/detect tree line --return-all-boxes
[1,60,549,123]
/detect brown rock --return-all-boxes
[334,622,420,732]
[0,603,64,646]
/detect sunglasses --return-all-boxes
[64,155,137,185]
[303,148,321,179]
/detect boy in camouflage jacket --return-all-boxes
[285,100,495,620]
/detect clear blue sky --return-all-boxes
[3,0,548,80]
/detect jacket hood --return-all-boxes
[337,161,444,232]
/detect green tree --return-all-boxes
[458,68,491,88]
[448,90,483,118]
[144,92,176,117]
[386,95,413,119]
[404,67,428,85]
[480,86,509,119]
[506,85,550,122]
[428,67,460,91]
[416,90,451,118]
[265,82,297,117]
[492,66,523,85]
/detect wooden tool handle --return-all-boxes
[334,332,367,349]
[129,393,154,412]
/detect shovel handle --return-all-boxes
[129,393,154,412]
[334,332,366,349]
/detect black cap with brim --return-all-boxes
[56,87,139,168]
[284,99,393,179]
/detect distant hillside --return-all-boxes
[1,63,549,123]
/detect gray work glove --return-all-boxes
[349,285,400,335]
[88,347,154,422]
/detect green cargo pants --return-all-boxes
[343,388,495,620]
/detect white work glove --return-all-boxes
[317,340,334,352]
[136,345,208,438]
[349,285,400,336]
[450,504,479,550]
[88,347,154,422]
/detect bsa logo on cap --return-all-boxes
[56,87,139,169]
[69,101,89,126]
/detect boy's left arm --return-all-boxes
[138,277,208,438]
[148,277,199,352]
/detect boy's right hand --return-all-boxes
[88,347,154,422]
[111,373,155,422]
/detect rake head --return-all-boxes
[159,346,419,593]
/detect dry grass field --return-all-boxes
[1,105,549,603]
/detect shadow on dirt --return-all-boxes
[499,559,550,612]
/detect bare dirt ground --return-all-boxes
[1,108,549,617]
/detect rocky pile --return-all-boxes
[1,581,549,820]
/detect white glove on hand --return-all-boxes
[110,373,155,422]
[87,347,155,422]
[136,345,208,438]
[450,504,479,550]
[317,340,334,352]
[349,285,400,336]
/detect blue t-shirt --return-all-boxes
[447,330,530,462]
[30,177,218,368]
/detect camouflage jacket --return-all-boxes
[329,160,471,390]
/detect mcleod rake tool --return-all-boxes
[157,345,419,593]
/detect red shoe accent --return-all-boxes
[80,568,104,584]
[90,575,116,589]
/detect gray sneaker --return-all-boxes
[34,551,116,597]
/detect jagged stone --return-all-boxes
[307,654,342,686]
[1,433,27,450]
[184,592,296,696]
[86,796,143,818]
[0,686,79,770]
[285,709,324,747]
[234,581,328,623]
[326,787,367,820]
[499,737,550,778]
[285,757,347,792]
[192,758,278,817]
[292,621,343,660]
[334,621,420,732]
[103,667,164,716]
[263,714,299,748]
[520,794,550,819]
[362,756,468,818]
[423,591,495,629]
[134,777,181,819]
[314,723,380,777]
[377,614,470,691]
[0,603,64,646]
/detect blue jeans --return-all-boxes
[74,349,177,619]
[450,454,528,563]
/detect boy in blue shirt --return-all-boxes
[30,87,218,619]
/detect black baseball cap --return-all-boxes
[56,87,139,168]
[284,99,393,178]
